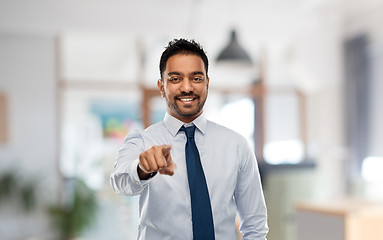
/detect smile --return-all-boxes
[176,95,199,102]
[179,98,194,102]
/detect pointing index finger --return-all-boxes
[161,145,171,156]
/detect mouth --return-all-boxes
[176,95,199,104]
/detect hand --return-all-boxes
[138,145,176,179]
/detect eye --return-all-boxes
[169,77,181,83]
[193,77,203,82]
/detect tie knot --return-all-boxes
[180,125,196,138]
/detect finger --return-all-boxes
[168,158,177,171]
[159,167,175,176]
[161,145,172,157]
[138,155,151,173]
[159,159,177,176]
[146,152,159,172]
[154,148,167,169]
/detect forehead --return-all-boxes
[165,54,206,75]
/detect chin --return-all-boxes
[180,109,202,118]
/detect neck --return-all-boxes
[169,111,203,123]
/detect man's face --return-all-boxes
[158,53,209,123]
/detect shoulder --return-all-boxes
[124,121,164,142]
[206,120,256,165]
[206,120,244,138]
[206,120,248,145]
[142,121,164,134]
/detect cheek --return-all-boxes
[165,85,178,96]
[198,85,208,95]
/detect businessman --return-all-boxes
[110,38,268,240]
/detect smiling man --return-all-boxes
[110,39,268,240]
[160,53,208,123]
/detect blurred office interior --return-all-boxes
[1,0,383,239]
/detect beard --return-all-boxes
[164,91,207,119]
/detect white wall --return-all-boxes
[0,33,58,239]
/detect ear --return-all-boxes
[206,77,210,90]
[157,79,165,97]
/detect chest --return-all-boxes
[142,131,240,199]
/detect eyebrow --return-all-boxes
[168,71,182,76]
[191,71,204,76]
[167,71,205,76]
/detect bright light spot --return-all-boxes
[208,98,254,149]
[362,156,383,182]
[264,140,304,165]
[219,98,254,137]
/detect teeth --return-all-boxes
[180,98,193,102]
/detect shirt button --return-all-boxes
[135,181,140,185]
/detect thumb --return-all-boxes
[159,158,177,176]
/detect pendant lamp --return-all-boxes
[216,30,253,66]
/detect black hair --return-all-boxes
[159,39,209,79]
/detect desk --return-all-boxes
[296,199,383,240]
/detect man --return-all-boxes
[110,39,268,240]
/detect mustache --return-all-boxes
[174,92,199,99]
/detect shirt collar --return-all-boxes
[163,112,207,137]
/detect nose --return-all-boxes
[180,78,193,93]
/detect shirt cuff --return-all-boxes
[130,159,157,186]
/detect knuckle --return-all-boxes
[158,160,166,168]
[152,145,158,150]
[146,148,153,154]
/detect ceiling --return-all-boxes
[1,0,369,37]
[1,0,381,89]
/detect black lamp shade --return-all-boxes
[216,30,253,65]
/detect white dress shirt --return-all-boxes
[110,113,268,240]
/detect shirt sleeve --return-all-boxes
[235,140,269,240]
[110,129,155,196]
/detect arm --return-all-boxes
[110,130,176,196]
[110,130,147,196]
[235,141,269,240]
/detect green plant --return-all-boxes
[0,170,37,212]
[49,178,98,240]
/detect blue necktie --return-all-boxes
[180,125,215,240]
